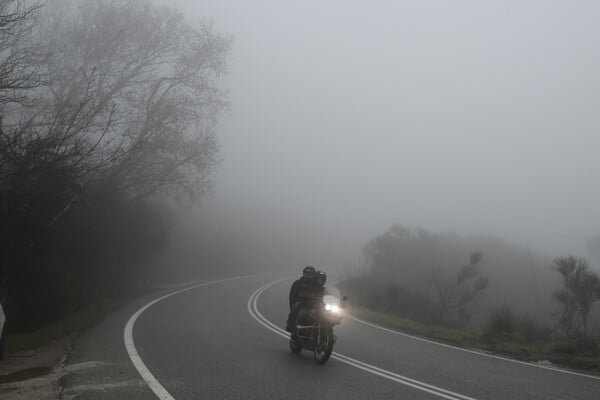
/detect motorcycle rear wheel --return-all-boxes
[314,332,334,365]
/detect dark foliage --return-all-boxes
[553,255,600,336]
[484,305,552,343]
[358,226,489,326]
[340,276,434,323]
[3,184,169,332]
[0,0,229,333]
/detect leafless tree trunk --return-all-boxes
[429,252,488,325]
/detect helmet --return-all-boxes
[316,271,327,286]
[302,266,316,278]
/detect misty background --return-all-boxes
[163,0,600,268]
[149,0,600,338]
[2,0,599,345]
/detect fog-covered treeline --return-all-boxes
[343,225,600,339]
[0,0,230,332]
[148,206,351,283]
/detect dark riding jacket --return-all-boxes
[289,277,324,309]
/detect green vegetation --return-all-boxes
[349,305,600,375]
[351,306,480,347]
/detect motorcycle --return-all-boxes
[289,289,348,365]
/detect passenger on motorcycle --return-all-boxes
[285,266,324,332]
[315,271,327,287]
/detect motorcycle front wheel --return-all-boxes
[314,331,334,365]
[289,330,303,354]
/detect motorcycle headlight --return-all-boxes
[325,304,339,313]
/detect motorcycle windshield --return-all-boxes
[323,286,341,307]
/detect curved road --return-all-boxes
[125,275,600,399]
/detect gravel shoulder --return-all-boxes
[0,275,262,400]
[0,336,70,400]
[0,286,167,400]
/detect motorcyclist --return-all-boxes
[300,271,326,308]
[315,271,327,288]
[286,266,320,332]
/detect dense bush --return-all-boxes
[484,305,552,343]
[486,305,516,335]
[4,185,170,332]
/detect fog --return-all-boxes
[159,0,600,269]
[1,0,599,351]
[3,0,600,364]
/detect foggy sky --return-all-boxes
[168,0,600,260]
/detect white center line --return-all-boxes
[247,279,478,400]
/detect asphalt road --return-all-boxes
[63,274,600,399]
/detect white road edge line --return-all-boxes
[329,277,600,382]
[345,314,600,381]
[247,279,478,400]
[124,276,249,400]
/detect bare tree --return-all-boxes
[0,0,44,299]
[0,0,44,108]
[1,0,230,240]
[0,0,231,330]
[0,0,43,182]
[429,252,489,325]
[5,0,230,203]
[1,0,230,262]
[553,255,600,336]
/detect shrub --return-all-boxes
[338,276,433,323]
[485,305,552,344]
[486,305,515,335]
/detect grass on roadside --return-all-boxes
[348,306,600,375]
[350,306,480,348]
